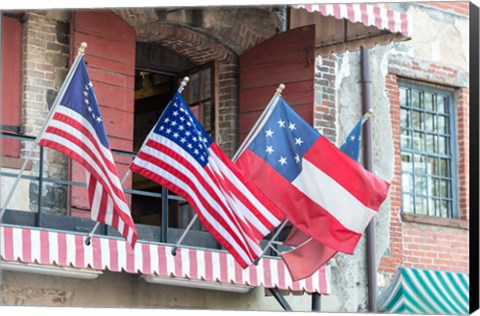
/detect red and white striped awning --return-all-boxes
[290,3,411,55]
[0,225,330,294]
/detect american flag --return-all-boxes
[130,92,285,268]
[39,56,138,248]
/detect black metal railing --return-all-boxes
[0,131,220,247]
[0,131,286,254]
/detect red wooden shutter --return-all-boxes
[70,11,136,217]
[239,25,315,143]
[1,15,23,159]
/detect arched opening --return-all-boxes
[132,42,217,231]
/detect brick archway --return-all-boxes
[135,23,236,64]
[114,7,280,65]
[113,7,281,155]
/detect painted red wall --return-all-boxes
[1,15,23,159]
[70,11,136,217]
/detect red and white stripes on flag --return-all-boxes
[130,92,284,268]
[38,56,137,248]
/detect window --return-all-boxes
[399,82,457,218]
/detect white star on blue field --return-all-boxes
[247,98,319,182]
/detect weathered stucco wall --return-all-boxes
[320,43,395,313]
[2,270,316,311]
[322,3,469,312]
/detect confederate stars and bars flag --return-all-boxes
[235,95,390,280]
[38,56,138,248]
[129,92,285,268]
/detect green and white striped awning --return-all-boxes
[378,267,469,315]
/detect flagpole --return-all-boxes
[253,219,288,265]
[0,42,88,223]
[84,76,190,246]
[232,83,285,161]
[171,83,286,257]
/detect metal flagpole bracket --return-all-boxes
[253,219,289,265]
[171,214,198,256]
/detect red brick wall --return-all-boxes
[314,55,337,143]
[402,225,469,272]
[456,88,469,220]
[379,65,469,275]
[379,74,404,275]
[423,2,469,16]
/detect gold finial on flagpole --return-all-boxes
[276,83,286,95]
[78,42,87,54]
[178,76,190,94]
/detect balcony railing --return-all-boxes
[0,131,286,254]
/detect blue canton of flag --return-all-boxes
[130,91,285,268]
[339,118,362,161]
[247,97,318,182]
[59,62,108,147]
[152,93,212,166]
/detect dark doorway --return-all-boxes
[132,42,217,231]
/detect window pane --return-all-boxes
[427,157,438,175]
[440,200,450,217]
[401,129,412,149]
[402,194,413,213]
[401,108,410,128]
[424,93,434,111]
[415,196,427,215]
[437,115,448,134]
[439,158,450,177]
[415,175,428,195]
[426,134,437,153]
[412,90,422,109]
[413,131,424,151]
[401,152,413,172]
[437,95,448,113]
[414,154,426,174]
[428,198,436,216]
[433,178,441,197]
[438,136,448,155]
[424,113,435,132]
[440,179,451,198]
[402,173,414,193]
[412,111,423,129]
[400,87,408,106]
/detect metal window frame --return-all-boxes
[398,81,458,218]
